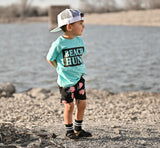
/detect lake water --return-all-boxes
[0,23,160,93]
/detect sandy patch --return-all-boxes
[84,9,160,27]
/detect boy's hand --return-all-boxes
[47,60,57,68]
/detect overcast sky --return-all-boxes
[0,0,125,10]
[0,0,80,8]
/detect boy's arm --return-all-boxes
[47,59,57,68]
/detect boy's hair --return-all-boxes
[60,25,67,32]
[60,13,84,33]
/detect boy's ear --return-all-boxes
[66,24,72,31]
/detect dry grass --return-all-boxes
[0,4,160,27]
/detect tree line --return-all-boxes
[0,0,47,19]
[0,0,160,19]
[80,0,160,13]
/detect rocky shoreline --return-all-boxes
[0,83,160,147]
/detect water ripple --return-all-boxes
[0,24,160,92]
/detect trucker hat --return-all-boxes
[50,9,84,32]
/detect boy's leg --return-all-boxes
[64,102,74,125]
[75,100,86,121]
[64,102,79,140]
[75,99,86,131]
[75,77,87,121]
[74,99,92,137]
[59,86,78,140]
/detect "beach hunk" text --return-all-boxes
[62,47,84,67]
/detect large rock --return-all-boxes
[0,83,16,97]
[0,123,58,148]
[26,88,51,99]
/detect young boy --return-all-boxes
[47,9,92,140]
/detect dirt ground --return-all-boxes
[0,84,160,147]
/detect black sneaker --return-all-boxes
[66,131,79,140]
[75,129,92,138]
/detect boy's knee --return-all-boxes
[65,102,74,112]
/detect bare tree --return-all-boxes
[124,0,143,10]
[144,0,160,9]
[80,0,160,13]
[124,0,160,10]
[20,0,33,17]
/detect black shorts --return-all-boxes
[59,77,86,103]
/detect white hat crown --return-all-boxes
[51,9,84,32]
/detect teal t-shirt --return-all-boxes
[47,36,86,88]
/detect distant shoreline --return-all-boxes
[84,9,160,27]
[0,9,160,27]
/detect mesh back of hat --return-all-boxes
[60,10,71,20]
[60,9,81,21]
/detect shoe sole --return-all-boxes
[65,136,79,141]
[75,132,92,138]
[77,135,92,138]
[75,130,92,138]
